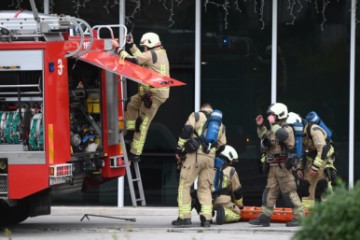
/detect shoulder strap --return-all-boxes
[229,168,236,179]
[199,110,210,119]
[214,166,224,192]
[195,112,200,123]
[150,50,157,64]
[194,111,209,134]
[306,121,313,138]
[194,111,211,150]
[199,111,210,136]
[191,112,199,137]
[195,110,210,122]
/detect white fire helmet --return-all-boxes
[287,112,302,124]
[140,32,161,48]
[219,145,238,162]
[267,102,288,120]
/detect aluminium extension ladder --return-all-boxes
[119,132,146,207]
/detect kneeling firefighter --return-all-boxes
[213,145,243,225]
[173,103,226,228]
[249,103,304,227]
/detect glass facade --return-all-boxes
[2,0,358,207]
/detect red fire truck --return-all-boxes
[0,3,184,225]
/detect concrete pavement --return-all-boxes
[50,206,300,234]
[0,206,301,240]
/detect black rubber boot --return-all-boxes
[215,205,225,225]
[128,152,141,162]
[171,217,192,227]
[200,215,211,228]
[286,219,300,227]
[248,214,271,227]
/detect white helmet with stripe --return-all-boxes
[267,102,288,120]
[218,145,238,162]
[287,112,302,124]
[140,32,161,48]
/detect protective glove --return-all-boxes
[141,92,153,108]
[126,33,134,44]
[297,179,310,197]
[176,147,186,170]
[175,146,183,155]
[311,156,323,172]
[262,162,270,174]
[261,137,273,148]
[325,164,337,183]
[285,154,299,170]
[256,115,264,126]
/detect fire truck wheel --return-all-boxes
[0,199,29,226]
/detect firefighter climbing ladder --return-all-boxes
[118,132,146,207]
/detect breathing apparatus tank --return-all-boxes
[306,111,332,139]
[204,110,222,151]
[292,121,304,158]
[287,112,303,158]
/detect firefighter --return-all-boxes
[289,113,336,210]
[172,103,226,227]
[249,103,304,227]
[213,145,243,225]
[111,32,170,161]
[285,112,310,200]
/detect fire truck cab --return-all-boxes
[0,3,184,226]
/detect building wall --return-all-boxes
[2,0,358,206]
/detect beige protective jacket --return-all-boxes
[119,44,170,99]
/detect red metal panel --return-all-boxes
[8,165,49,199]
[79,51,186,88]
[0,41,70,198]
[100,70,125,178]
[101,146,126,178]
[0,42,47,50]
[0,41,71,165]
[44,42,71,165]
[66,36,104,52]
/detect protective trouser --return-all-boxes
[125,92,167,155]
[261,164,304,220]
[177,152,214,221]
[302,157,334,209]
[217,202,241,223]
[213,167,242,223]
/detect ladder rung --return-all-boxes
[119,131,146,207]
